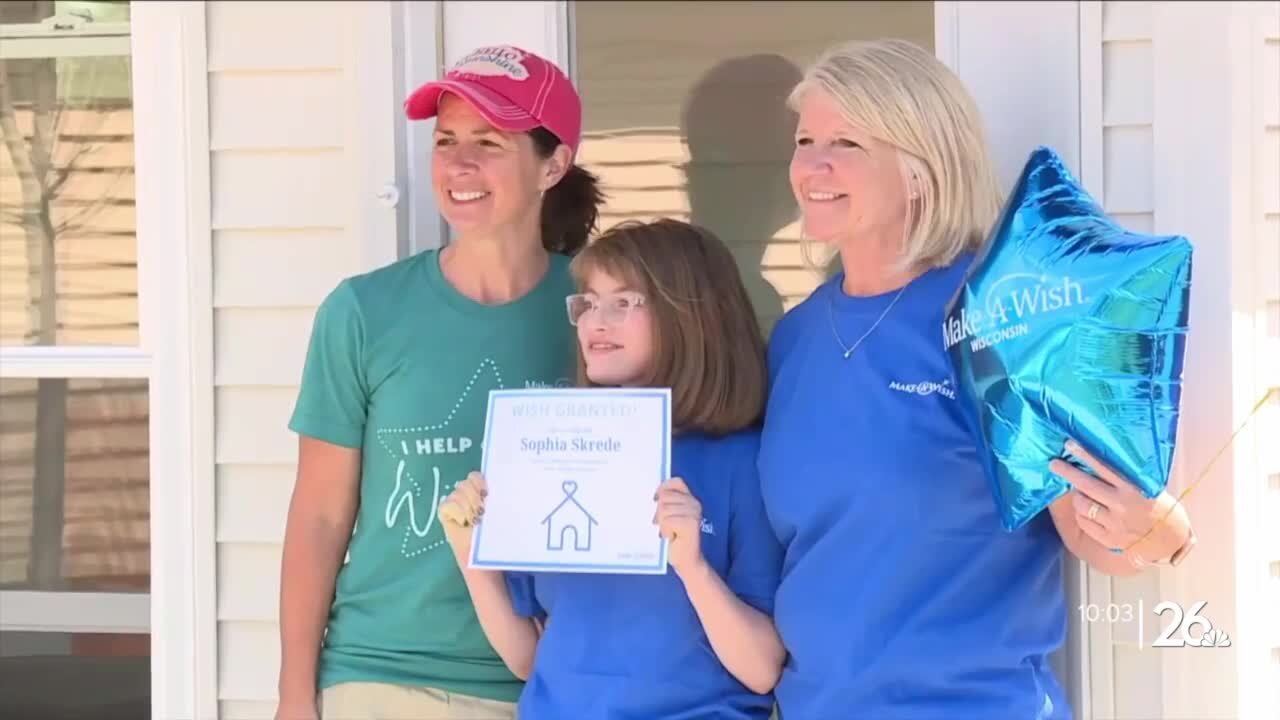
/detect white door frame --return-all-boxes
[1225,6,1280,717]
[131,3,218,719]
[395,1,445,257]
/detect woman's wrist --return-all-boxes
[1128,514,1195,568]
[277,664,317,701]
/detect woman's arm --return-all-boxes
[440,473,542,680]
[1048,439,1194,577]
[276,436,361,719]
[656,478,785,694]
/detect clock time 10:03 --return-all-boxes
[1077,600,1231,649]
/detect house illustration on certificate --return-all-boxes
[542,480,597,551]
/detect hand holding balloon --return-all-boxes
[945,146,1193,532]
[1051,439,1190,556]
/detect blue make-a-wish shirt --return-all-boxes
[758,254,1070,720]
[505,428,783,720]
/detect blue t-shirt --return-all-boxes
[758,255,1069,720]
[506,428,782,720]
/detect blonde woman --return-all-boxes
[757,39,1196,719]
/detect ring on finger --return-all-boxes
[1087,502,1101,521]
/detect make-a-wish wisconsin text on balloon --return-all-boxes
[944,145,1193,532]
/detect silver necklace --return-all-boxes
[826,284,908,359]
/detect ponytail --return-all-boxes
[529,128,605,256]
[541,165,604,256]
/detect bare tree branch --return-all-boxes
[0,59,43,195]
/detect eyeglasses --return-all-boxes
[566,292,647,327]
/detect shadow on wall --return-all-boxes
[680,54,804,332]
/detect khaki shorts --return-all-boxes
[320,682,516,720]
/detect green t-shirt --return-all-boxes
[288,249,577,701]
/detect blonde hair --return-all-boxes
[789,38,1004,272]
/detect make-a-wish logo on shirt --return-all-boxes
[700,518,715,536]
[525,378,573,389]
[888,378,957,400]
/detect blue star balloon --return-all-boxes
[944,146,1193,532]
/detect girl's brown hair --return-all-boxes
[569,219,767,435]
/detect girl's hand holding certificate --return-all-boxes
[440,472,488,555]
[654,477,705,577]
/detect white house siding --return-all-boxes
[205,2,398,718]
[1083,3,1279,718]
[1249,2,1279,712]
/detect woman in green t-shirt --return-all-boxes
[275,46,603,720]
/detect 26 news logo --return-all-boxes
[1077,600,1232,649]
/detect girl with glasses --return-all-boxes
[437,219,786,719]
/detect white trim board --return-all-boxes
[396,0,446,256]
[0,19,131,59]
[0,591,149,634]
[0,347,151,378]
[344,2,401,272]
[1225,2,1277,717]
[1074,4,1113,718]
[933,0,960,71]
[439,1,565,69]
[130,3,218,719]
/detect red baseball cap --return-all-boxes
[405,45,582,156]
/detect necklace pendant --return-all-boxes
[827,283,909,362]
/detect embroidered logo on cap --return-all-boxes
[450,46,530,81]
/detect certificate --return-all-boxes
[469,387,671,574]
